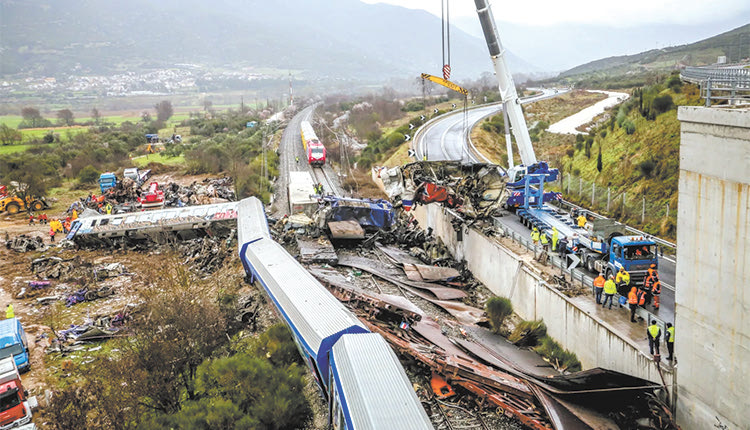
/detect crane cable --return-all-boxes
[441,0,451,80]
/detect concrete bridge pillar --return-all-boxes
[675,106,750,429]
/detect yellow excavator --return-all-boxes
[0,187,49,214]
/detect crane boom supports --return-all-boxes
[474,0,537,167]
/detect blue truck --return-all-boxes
[0,318,30,373]
[98,172,117,193]
[517,205,658,286]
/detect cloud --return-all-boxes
[362,0,750,27]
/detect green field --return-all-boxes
[132,153,186,167]
[0,143,53,155]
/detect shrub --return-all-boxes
[651,95,674,114]
[622,119,636,135]
[485,297,513,333]
[77,165,100,184]
[402,100,424,112]
[667,75,682,93]
[509,319,547,347]
[637,159,656,178]
[534,336,581,372]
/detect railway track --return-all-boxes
[311,165,339,196]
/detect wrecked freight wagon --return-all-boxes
[314,196,395,240]
[378,161,509,219]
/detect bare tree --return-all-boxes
[154,100,174,122]
[21,107,42,127]
[91,107,101,125]
[56,109,75,126]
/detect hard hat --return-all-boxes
[619,267,624,272]
[609,275,614,279]
[650,264,656,268]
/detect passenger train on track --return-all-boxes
[237,198,433,430]
[300,120,327,166]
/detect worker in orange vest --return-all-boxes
[593,273,605,304]
[651,277,662,309]
[628,287,638,323]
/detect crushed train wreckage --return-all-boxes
[378,161,509,218]
[308,244,678,430]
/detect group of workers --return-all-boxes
[647,320,675,361]
[530,226,560,253]
[313,182,325,195]
[28,211,78,242]
[593,266,675,361]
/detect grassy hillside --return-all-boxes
[552,23,750,89]
[470,90,607,165]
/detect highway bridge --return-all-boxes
[681,63,750,106]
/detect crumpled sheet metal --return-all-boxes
[403,263,460,282]
[339,256,472,304]
[309,267,424,320]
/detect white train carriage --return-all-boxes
[329,333,433,430]
[238,198,369,389]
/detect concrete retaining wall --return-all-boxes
[675,106,750,429]
[414,203,672,387]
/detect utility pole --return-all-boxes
[289,71,294,108]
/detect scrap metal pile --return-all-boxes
[76,176,236,215]
[379,161,509,219]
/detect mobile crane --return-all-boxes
[474,0,658,284]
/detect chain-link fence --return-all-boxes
[547,173,677,244]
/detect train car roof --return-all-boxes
[237,197,270,246]
[239,236,368,382]
[330,333,433,430]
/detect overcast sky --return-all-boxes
[362,0,750,27]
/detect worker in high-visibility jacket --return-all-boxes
[628,287,638,323]
[602,275,617,309]
[551,227,559,251]
[666,323,675,361]
[5,303,13,319]
[577,214,587,228]
[647,320,661,356]
[540,230,549,251]
[616,267,631,297]
[593,273,605,304]
[651,277,662,309]
[530,227,540,245]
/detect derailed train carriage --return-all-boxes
[237,198,433,429]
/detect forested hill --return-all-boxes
[0,0,533,80]
[557,23,750,81]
